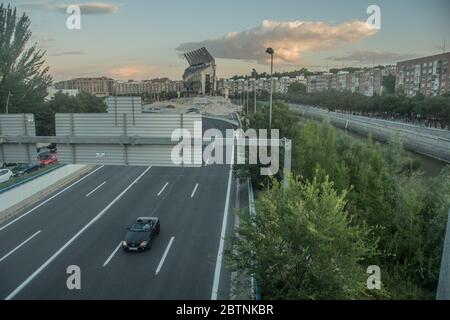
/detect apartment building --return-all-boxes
[55,77,184,98]
[307,73,332,93]
[55,77,115,97]
[307,67,396,96]
[396,52,450,97]
[331,72,350,91]
[114,80,149,95]
[220,75,307,97]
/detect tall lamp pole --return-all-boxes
[252,69,257,113]
[266,48,274,130]
[253,78,256,113]
[246,81,249,114]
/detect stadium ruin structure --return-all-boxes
[182,47,216,96]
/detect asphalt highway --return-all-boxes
[0,118,237,300]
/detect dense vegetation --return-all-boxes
[230,102,450,299]
[0,4,106,136]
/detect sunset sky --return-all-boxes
[10,0,450,81]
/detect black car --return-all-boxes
[37,143,57,154]
[1,162,18,169]
[12,163,41,177]
[123,217,160,252]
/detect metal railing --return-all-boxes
[292,104,450,164]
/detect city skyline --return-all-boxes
[11,0,450,81]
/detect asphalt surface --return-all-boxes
[0,118,237,300]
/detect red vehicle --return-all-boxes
[39,153,58,167]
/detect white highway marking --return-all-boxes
[191,183,199,198]
[0,230,41,264]
[5,166,151,300]
[156,236,175,275]
[85,181,106,197]
[211,144,234,300]
[102,242,122,267]
[157,182,169,197]
[0,165,105,232]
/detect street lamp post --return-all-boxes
[252,69,257,113]
[266,48,274,130]
[246,81,249,114]
[254,82,256,113]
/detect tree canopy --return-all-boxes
[0,4,52,114]
[228,175,377,299]
[35,91,107,136]
[231,101,450,299]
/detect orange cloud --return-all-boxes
[109,65,155,79]
[177,20,379,64]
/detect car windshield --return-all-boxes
[0,170,7,175]
[130,222,151,232]
[38,153,50,160]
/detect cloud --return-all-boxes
[329,50,418,64]
[49,50,85,56]
[19,1,119,15]
[55,2,119,15]
[176,20,379,65]
[109,65,155,79]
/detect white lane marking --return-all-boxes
[156,236,175,275]
[102,242,122,267]
[0,165,105,232]
[157,182,169,197]
[5,166,151,300]
[85,181,106,197]
[191,183,199,198]
[0,230,42,264]
[211,144,234,300]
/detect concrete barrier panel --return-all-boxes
[0,164,86,214]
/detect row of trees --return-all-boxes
[0,4,106,136]
[230,68,314,81]
[279,90,450,130]
[35,92,106,135]
[230,102,450,299]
